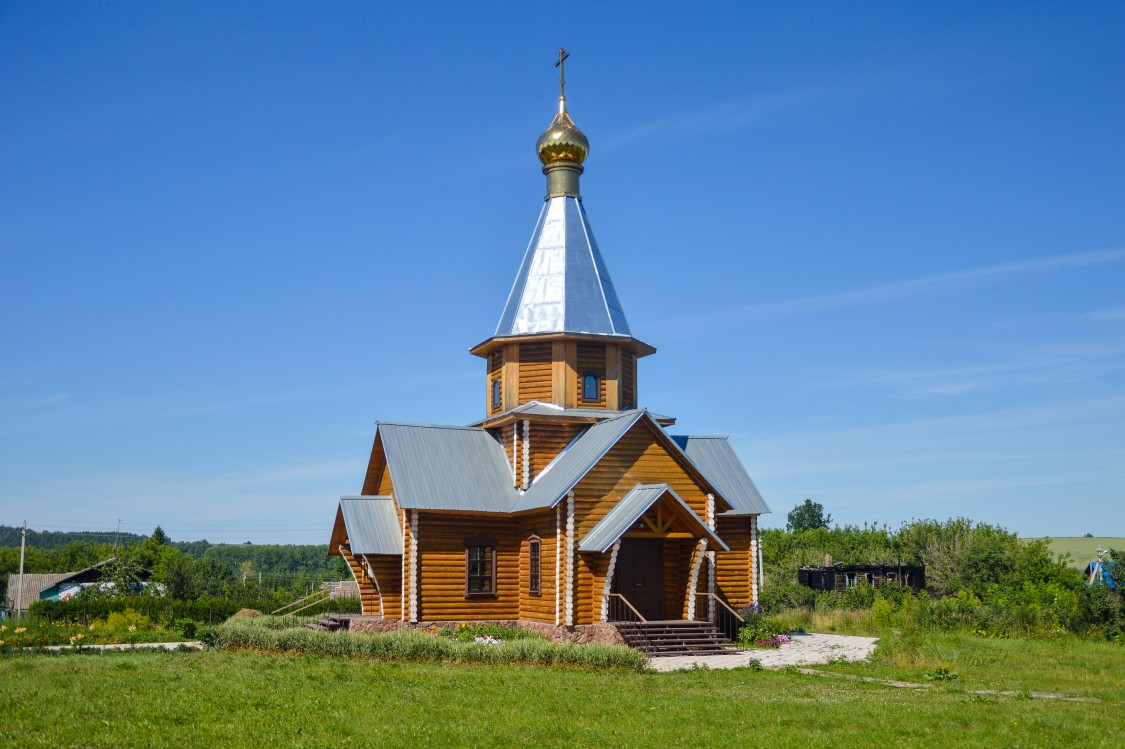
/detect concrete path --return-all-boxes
[33,641,204,653]
[648,632,879,672]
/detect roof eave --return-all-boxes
[469,332,657,359]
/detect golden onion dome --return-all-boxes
[537,98,589,166]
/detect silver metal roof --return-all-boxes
[578,483,728,553]
[339,496,404,555]
[671,436,771,516]
[511,410,646,512]
[495,196,631,337]
[377,422,518,512]
[469,400,675,426]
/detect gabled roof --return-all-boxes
[511,410,646,512]
[671,436,771,515]
[578,484,729,553]
[495,196,631,338]
[377,421,517,512]
[338,496,404,555]
[5,573,70,610]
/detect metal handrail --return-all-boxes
[607,593,648,623]
[277,589,332,616]
[271,590,324,615]
[698,592,744,621]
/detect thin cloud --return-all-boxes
[820,343,1125,399]
[602,73,891,150]
[664,247,1125,336]
[0,394,71,413]
[1085,306,1125,322]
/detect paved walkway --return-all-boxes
[34,641,204,653]
[648,632,879,672]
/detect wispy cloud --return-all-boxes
[602,74,891,150]
[1084,306,1125,322]
[663,247,1125,337]
[820,342,1125,399]
[0,394,71,414]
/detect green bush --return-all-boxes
[28,595,361,626]
[212,617,648,670]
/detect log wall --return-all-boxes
[416,512,520,621]
[715,516,755,608]
[517,512,557,623]
[518,343,553,403]
[527,421,584,481]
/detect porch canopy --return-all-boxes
[578,483,728,553]
[330,496,404,555]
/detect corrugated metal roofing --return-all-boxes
[578,483,728,553]
[4,573,70,611]
[469,400,675,426]
[339,496,404,555]
[495,196,631,338]
[671,436,771,515]
[378,422,517,512]
[511,410,646,512]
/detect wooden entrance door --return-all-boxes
[614,538,664,620]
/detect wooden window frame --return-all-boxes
[464,537,497,598]
[528,535,541,597]
[491,377,502,409]
[581,372,600,402]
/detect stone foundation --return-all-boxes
[342,617,624,645]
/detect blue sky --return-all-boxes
[2,3,1123,543]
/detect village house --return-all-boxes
[328,55,770,648]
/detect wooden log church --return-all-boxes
[328,54,771,642]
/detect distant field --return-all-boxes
[1023,537,1125,568]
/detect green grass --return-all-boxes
[819,630,1125,703]
[1,633,1121,748]
[1024,537,1124,568]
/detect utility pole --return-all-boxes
[16,520,27,615]
[113,519,121,554]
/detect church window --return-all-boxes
[465,540,496,596]
[581,372,599,402]
[491,378,502,408]
[528,536,541,596]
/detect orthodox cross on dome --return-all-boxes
[555,48,570,101]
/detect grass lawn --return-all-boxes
[1,640,1121,748]
[1024,537,1124,568]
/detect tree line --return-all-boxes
[763,501,1124,641]
[0,525,348,604]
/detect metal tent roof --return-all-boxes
[670,436,771,515]
[339,496,404,555]
[511,410,646,512]
[578,483,728,553]
[377,422,518,512]
[495,196,631,338]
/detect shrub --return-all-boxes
[212,617,648,670]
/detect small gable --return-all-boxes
[579,484,727,553]
[329,496,404,555]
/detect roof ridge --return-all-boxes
[376,420,484,431]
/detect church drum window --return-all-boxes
[581,372,599,402]
[491,378,502,409]
[465,539,496,597]
[528,535,541,596]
